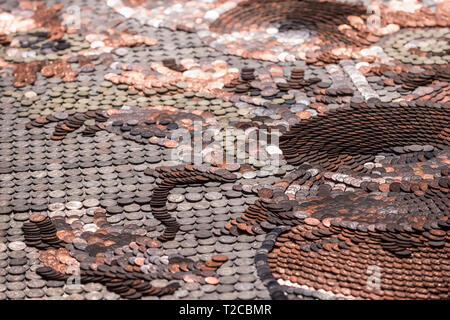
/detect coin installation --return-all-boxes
[0,0,448,301]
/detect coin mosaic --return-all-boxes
[0,0,448,301]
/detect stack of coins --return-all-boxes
[201,254,229,272]
[286,68,305,89]
[52,111,108,140]
[162,58,186,72]
[22,214,64,250]
[396,68,438,90]
[240,67,256,81]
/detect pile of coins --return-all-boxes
[381,28,449,65]
[362,63,450,104]
[369,64,450,91]
[226,164,320,234]
[4,29,70,53]
[200,255,229,274]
